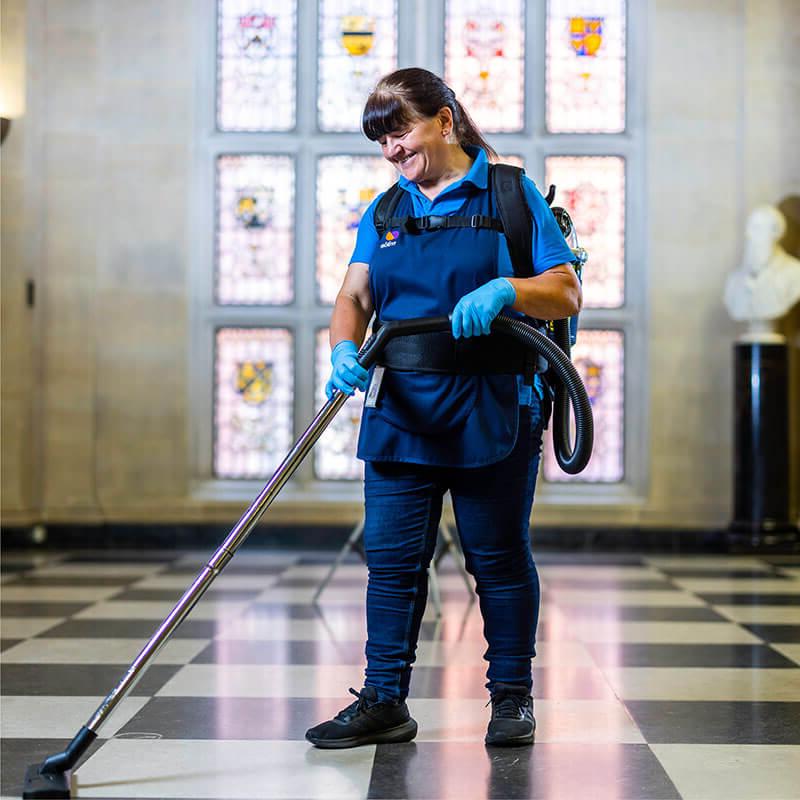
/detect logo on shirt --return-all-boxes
[379,229,400,249]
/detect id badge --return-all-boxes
[365,366,385,408]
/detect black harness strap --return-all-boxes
[490,163,534,279]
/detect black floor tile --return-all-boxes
[657,568,785,579]
[625,701,800,744]
[586,643,798,668]
[699,592,800,606]
[1,737,104,797]
[556,605,729,622]
[0,561,38,574]
[273,576,365,588]
[542,578,677,591]
[6,575,141,587]
[742,624,800,643]
[0,664,181,696]
[35,618,223,639]
[190,639,367,665]
[534,553,647,565]
[116,696,349,740]
[63,552,178,563]
[159,564,288,576]
[408,666,611,699]
[1,601,92,617]
[366,742,680,800]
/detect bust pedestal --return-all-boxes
[727,330,798,548]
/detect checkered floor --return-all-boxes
[2,548,799,799]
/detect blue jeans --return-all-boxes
[362,402,545,702]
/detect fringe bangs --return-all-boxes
[361,92,417,141]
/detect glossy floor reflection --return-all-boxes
[1,549,799,799]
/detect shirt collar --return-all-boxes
[397,146,488,194]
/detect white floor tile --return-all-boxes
[0,617,64,638]
[73,739,375,799]
[566,620,761,644]
[0,638,209,664]
[156,664,366,698]
[547,589,704,607]
[1,696,148,738]
[602,667,800,701]
[214,618,366,642]
[644,557,768,569]
[131,574,278,591]
[73,600,248,621]
[671,577,800,594]
[651,744,800,800]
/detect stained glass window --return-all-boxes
[217,0,297,131]
[216,155,294,305]
[445,0,526,133]
[318,0,397,132]
[545,156,625,308]
[314,330,364,480]
[316,155,397,304]
[214,328,294,478]
[545,0,626,133]
[543,329,624,483]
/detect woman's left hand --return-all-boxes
[451,277,516,338]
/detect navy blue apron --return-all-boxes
[356,184,520,467]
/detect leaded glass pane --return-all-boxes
[545,156,625,308]
[318,0,398,132]
[316,155,397,304]
[445,0,525,133]
[214,328,294,478]
[217,0,297,131]
[314,330,364,480]
[543,329,624,483]
[545,0,626,133]
[217,155,294,305]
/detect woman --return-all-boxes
[306,68,580,749]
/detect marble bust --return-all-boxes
[724,205,800,324]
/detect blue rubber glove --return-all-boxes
[325,340,369,400]
[451,278,517,338]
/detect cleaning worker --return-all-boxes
[305,67,581,749]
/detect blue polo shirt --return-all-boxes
[350,146,574,277]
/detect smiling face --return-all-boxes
[378,109,452,185]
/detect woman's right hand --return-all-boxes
[326,340,369,400]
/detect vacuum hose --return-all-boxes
[357,312,593,474]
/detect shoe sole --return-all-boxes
[484,732,534,747]
[306,719,418,749]
[485,720,536,747]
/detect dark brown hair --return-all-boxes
[362,68,498,161]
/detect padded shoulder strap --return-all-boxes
[491,163,533,279]
[373,182,405,237]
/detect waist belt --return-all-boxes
[373,325,548,378]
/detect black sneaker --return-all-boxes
[485,683,535,746]
[305,686,418,749]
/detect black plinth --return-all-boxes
[728,340,798,548]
